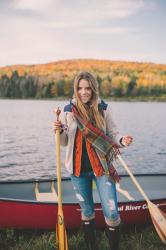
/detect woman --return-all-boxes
[54,72,133,250]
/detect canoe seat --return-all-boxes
[116,183,135,201]
[35,181,58,202]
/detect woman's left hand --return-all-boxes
[121,135,133,146]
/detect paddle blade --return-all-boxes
[56,221,68,250]
[148,201,166,244]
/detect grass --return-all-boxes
[0,225,165,250]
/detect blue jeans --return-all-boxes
[70,172,120,226]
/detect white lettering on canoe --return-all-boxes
[77,203,165,212]
[118,206,124,211]
[118,204,146,211]
[125,205,141,211]
[142,204,148,209]
[122,203,150,211]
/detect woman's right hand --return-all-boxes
[53,120,63,133]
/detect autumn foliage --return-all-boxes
[0,59,166,98]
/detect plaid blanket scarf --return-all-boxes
[72,105,121,183]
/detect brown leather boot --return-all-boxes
[105,225,120,250]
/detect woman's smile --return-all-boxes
[78,79,92,103]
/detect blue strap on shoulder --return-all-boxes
[64,101,73,112]
[64,99,108,112]
[99,100,108,110]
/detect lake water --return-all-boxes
[0,100,166,181]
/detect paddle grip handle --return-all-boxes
[56,107,61,122]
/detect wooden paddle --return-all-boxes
[55,108,68,250]
[117,154,166,244]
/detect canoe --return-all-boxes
[0,174,166,229]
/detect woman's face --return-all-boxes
[78,79,92,104]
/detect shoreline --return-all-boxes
[0,96,166,102]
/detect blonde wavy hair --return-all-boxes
[73,72,104,128]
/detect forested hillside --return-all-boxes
[0,59,166,99]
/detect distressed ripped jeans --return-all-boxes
[70,172,120,227]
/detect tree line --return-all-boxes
[0,70,166,99]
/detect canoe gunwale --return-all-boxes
[0,197,166,206]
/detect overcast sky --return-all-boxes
[0,0,166,67]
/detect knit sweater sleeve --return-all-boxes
[59,111,68,146]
